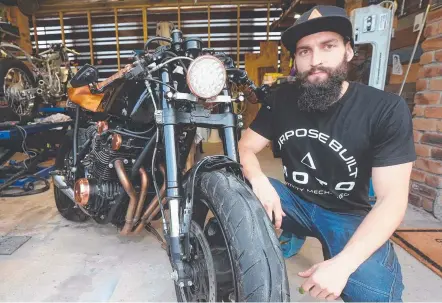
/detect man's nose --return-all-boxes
[310,50,323,68]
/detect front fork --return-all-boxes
[159,69,240,286]
[158,69,185,284]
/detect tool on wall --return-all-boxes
[350,1,397,91]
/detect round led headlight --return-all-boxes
[186,55,227,99]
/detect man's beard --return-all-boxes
[295,55,348,112]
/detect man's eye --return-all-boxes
[299,50,308,56]
[325,44,335,49]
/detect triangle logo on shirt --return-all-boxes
[301,152,316,170]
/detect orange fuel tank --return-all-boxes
[68,64,133,112]
[68,86,105,112]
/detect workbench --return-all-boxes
[0,120,72,195]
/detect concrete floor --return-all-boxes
[0,143,441,301]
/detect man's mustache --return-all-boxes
[307,66,332,76]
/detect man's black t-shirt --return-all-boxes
[250,81,416,215]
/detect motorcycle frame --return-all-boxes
[0,42,77,102]
[70,66,244,285]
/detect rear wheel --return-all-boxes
[176,170,290,302]
[0,58,38,122]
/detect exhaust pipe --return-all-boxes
[53,174,91,216]
[134,165,166,234]
[53,175,76,202]
[115,160,138,235]
[134,167,149,223]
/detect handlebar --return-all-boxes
[39,45,80,56]
[226,68,269,104]
[64,47,80,55]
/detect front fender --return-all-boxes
[180,155,244,242]
[182,155,243,197]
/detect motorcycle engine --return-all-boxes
[77,123,145,222]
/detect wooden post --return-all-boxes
[208,5,211,48]
[266,0,270,41]
[177,2,181,29]
[142,7,148,43]
[87,11,94,65]
[7,7,32,54]
[32,15,39,55]
[59,11,65,45]
[237,5,240,68]
[114,8,120,70]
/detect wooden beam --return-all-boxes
[270,0,300,30]
[142,7,148,43]
[32,15,39,55]
[208,5,211,48]
[7,7,32,53]
[87,11,94,65]
[266,0,270,41]
[244,42,279,127]
[390,26,425,50]
[59,11,65,45]
[35,0,280,14]
[178,1,181,29]
[114,8,120,70]
[237,4,240,68]
[389,63,420,84]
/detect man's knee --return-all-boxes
[341,243,404,302]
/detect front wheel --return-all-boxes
[181,170,290,302]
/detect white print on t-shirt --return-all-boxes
[285,182,350,199]
[301,152,316,169]
[279,128,359,199]
[278,128,358,179]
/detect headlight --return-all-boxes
[186,55,226,99]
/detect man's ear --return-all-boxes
[345,43,354,62]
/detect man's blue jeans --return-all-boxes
[269,178,404,302]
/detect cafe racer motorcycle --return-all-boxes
[51,28,289,302]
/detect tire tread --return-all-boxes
[195,170,290,302]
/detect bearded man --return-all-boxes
[238,5,416,302]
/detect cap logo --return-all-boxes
[308,9,322,20]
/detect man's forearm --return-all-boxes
[239,147,266,182]
[336,195,408,272]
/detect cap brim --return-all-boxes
[281,16,353,53]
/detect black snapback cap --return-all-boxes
[281,5,354,53]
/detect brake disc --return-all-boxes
[177,221,216,302]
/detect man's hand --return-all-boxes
[250,174,285,229]
[299,256,353,301]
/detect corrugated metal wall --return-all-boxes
[31,4,284,80]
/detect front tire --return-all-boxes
[53,129,89,222]
[194,170,290,302]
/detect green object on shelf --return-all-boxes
[298,287,305,294]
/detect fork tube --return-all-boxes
[220,90,239,162]
[160,68,181,261]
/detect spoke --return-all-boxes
[3,68,35,117]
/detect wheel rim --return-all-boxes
[3,67,35,117]
[178,221,216,302]
[201,201,238,302]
